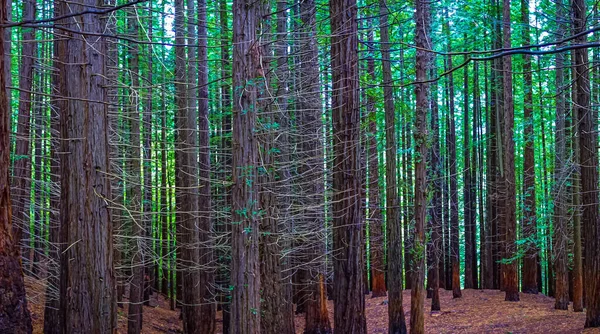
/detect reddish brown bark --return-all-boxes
[297,0,331,331]
[552,3,568,305]
[126,7,144,334]
[502,0,519,302]
[442,10,461,299]
[230,0,262,330]
[197,0,217,331]
[380,0,407,332]
[365,16,386,299]
[61,0,117,330]
[330,0,366,330]
[572,0,600,326]
[520,0,538,295]
[0,1,33,331]
[410,0,430,331]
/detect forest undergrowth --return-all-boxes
[26,277,599,334]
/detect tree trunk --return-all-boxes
[429,60,441,311]
[126,7,144,333]
[380,0,407,331]
[174,0,204,330]
[256,4,288,333]
[572,0,600,326]
[10,0,36,253]
[330,0,366,331]
[43,2,65,330]
[218,0,232,329]
[443,10,461,298]
[197,0,217,331]
[502,0,519,302]
[273,2,295,331]
[552,0,569,310]
[410,0,430,331]
[230,0,262,329]
[520,0,538,295]
[463,54,475,290]
[298,0,331,332]
[61,0,117,329]
[0,0,33,331]
[365,18,385,299]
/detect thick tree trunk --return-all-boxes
[256,4,288,333]
[380,0,407,331]
[330,0,366,331]
[126,7,144,334]
[272,2,295,332]
[572,0,600,326]
[43,2,65,330]
[552,0,568,309]
[365,19,385,299]
[298,0,331,332]
[230,0,262,330]
[174,0,204,330]
[502,0,519,302]
[0,1,33,331]
[520,0,538,295]
[218,0,232,329]
[410,0,430,331]
[197,0,217,331]
[61,0,117,330]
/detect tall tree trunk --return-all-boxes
[174,0,204,330]
[10,0,36,253]
[443,10,461,298]
[520,0,538,295]
[61,0,117,329]
[463,55,475,290]
[273,2,295,332]
[366,18,385,299]
[126,7,144,333]
[298,0,331,332]
[197,0,217,331]
[429,60,441,311]
[330,0,366,331]
[0,0,33,331]
[43,2,65,330]
[502,0,519,302]
[569,5,584,314]
[573,0,600,326]
[411,0,430,331]
[552,0,569,310]
[218,0,232,329]
[230,0,262,329]
[380,0,407,331]
[256,4,288,333]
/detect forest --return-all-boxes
[0,0,600,332]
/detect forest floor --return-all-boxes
[26,277,600,333]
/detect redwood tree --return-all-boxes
[0,0,33,331]
[410,0,430,331]
[61,0,117,330]
[330,0,366,330]
[573,0,600,326]
[380,0,407,331]
[502,0,519,302]
[520,0,538,295]
[230,0,262,329]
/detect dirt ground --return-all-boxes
[27,277,600,333]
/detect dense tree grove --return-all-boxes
[1,0,600,332]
